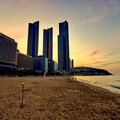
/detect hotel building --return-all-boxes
[43,27,53,60]
[0,33,17,70]
[17,52,33,70]
[27,21,39,57]
[58,21,70,71]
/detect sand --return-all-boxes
[0,76,120,120]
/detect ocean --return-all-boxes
[75,75,120,94]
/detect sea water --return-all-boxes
[75,75,120,94]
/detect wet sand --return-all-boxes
[0,76,120,120]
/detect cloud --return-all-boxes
[75,0,120,25]
[98,51,118,59]
[98,61,120,67]
[93,60,104,64]
[48,0,120,26]
[106,51,117,56]
[89,49,100,56]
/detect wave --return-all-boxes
[109,85,120,90]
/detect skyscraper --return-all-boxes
[58,21,70,71]
[43,27,53,60]
[27,21,39,57]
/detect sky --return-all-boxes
[0,0,120,74]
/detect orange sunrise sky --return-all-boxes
[0,0,120,74]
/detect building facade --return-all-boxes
[0,33,17,70]
[43,27,53,60]
[70,59,74,69]
[17,52,33,70]
[27,21,39,57]
[58,21,70,71]
[48,60,58,74]
[33,56,48,74]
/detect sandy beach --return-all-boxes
[0,76,120,120]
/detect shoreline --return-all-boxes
[0,76,120,119]
[75,75,120,94]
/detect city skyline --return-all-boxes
[0,0,120,74]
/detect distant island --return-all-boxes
[71,66,112,76]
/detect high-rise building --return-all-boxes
[43,27,53,60]
[33,56,48,74]
[0,33,17,69]
[27,21,39,57]
[71,59,74,68]
[48,60,58,74]
[70,59,74,70]
[58,21,70,71]
[17,52,33,70]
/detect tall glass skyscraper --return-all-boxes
[58,21,70,71]
[43,27,53,60]
[27,21,39,57]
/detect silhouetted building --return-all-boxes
[48,60,58,74]
[0,33,17,70]
[17,52,33,70]
[27,21,39,57]
[33,56,48,74]
[43,28,53,60]
[71,59,74,68]
[58,21,70,71]
[70,59,74,69]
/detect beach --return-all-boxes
[0,76,120,120]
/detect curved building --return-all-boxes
[43,27,53,60]
[58,21,70,71]
[27,21,39,57]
